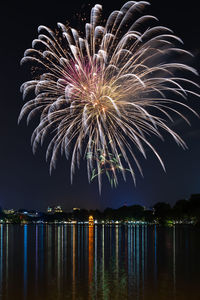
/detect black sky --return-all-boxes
[0,0,200,211]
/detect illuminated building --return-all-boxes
[89,215,94,226]
[3,209,15,215]
[27,211,38,218]
[47,206,53,213]
[73,208,80,211]
[54,206,62,213]
[47,206,63,213]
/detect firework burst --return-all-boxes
[19,1,199,191]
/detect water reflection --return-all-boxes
[88,225,93,287]
[173,226,176,297]
[154,224,157,287]
[72,225,76,300]
[34,225,38,299]
[0,224,199,300]
[23,225,27,299]
[0,224,3,291]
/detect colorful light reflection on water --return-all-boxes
[0,224,199,300]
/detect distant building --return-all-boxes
[73,208,80,211]
[54,206,62,213]
[47,206,53,213]
[27,211,39,218]
[17,209,28,215]
[3,209,15,215]
[47,206,63,213]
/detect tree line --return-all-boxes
[1,194,200,225]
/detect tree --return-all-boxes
[173,199,189,221]
[154,202,171,224]
[187,194,200,222]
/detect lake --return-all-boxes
[0,224,199,299]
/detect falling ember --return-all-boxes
[19,1,199,191]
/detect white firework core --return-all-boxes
[19,1,199,191]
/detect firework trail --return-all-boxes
[19,1,199,191]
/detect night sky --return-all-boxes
[1,0,200,211]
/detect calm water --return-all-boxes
[0,224,200,300]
